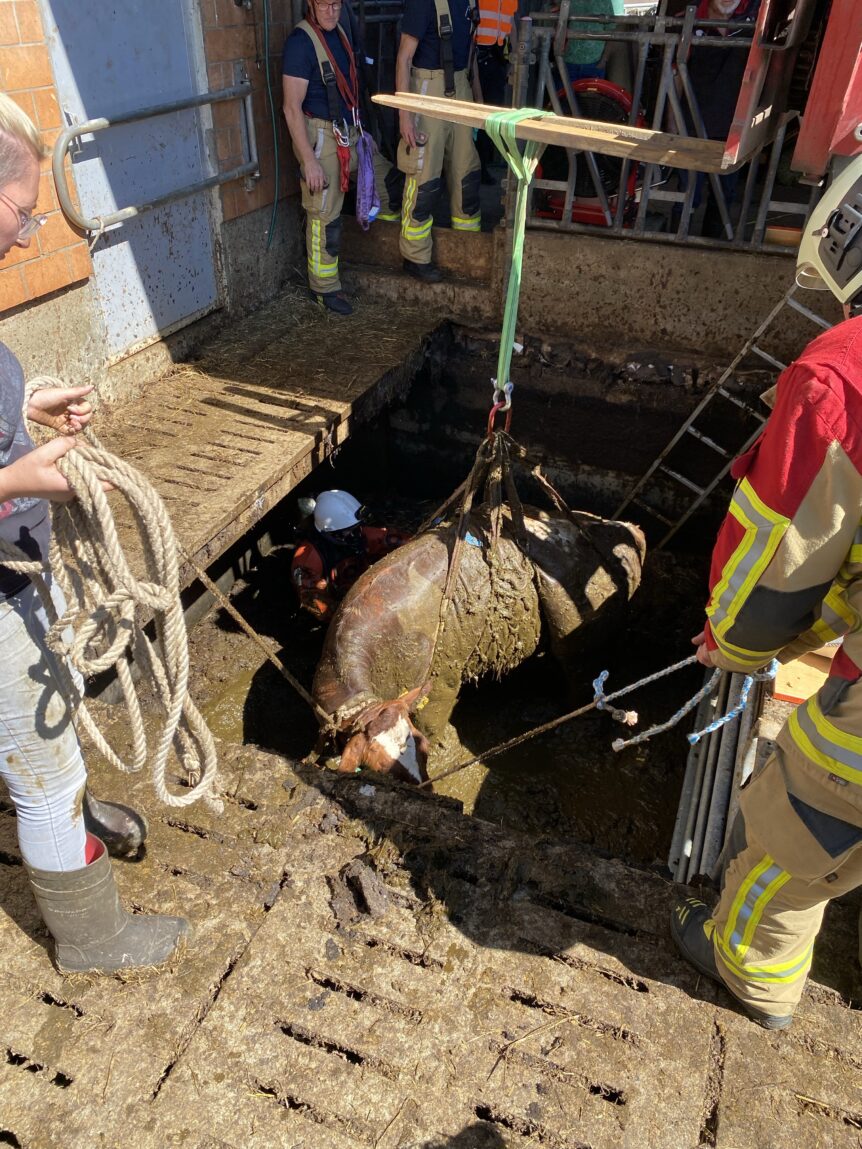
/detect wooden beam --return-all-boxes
[373,93,732,173]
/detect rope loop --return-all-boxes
[685,659,778,746]
[3,379,222,813]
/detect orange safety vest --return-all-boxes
[475,0,517,46]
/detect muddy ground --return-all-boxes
[3,518,859,1149]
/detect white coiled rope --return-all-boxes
[2,377,222,813]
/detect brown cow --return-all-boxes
[314,503,645,782]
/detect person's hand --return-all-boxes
[691,628,713,667]
[303,156,327,194]
[2,437,80,503]
[27,385,94,434]
[399,109,418,149]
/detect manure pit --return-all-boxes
[0,319,861,1149]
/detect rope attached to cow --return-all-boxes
[3,380,222,812]
[419,653,773,789]
[419,652,702,788]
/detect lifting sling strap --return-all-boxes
[432,0,479,97]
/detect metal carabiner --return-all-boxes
[487,381,513,437]
[491,380,514,411]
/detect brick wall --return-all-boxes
[0,1,91,313]
[202,0,297,225]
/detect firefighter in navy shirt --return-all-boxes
[282,0,401,315]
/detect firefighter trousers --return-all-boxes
[397,68,481,265]
[709,733,862,1020]
[297,117,401,295]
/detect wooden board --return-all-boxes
[373,93,733,172]
[774,645,839,704]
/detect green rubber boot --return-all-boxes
[26,835,189,974]
[670,897,792,1030]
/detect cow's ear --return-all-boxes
[338,732,368,773]
[401,680,433,714]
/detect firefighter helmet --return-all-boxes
[313,490,363,533]
[797,156,862,307]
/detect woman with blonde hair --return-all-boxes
[0,93,188,973]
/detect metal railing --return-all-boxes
[53,83,259,235]
[509,7,820,252]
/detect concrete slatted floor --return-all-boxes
[1,747,860,1148]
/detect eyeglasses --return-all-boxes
[0,191,47,240]
[316,2,342,11]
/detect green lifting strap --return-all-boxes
[485,107,552,411]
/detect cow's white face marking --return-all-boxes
[373,715,422,781]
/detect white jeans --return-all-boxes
[0,578,87,870]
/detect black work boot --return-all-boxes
[403,258,442,284]
[310,290,353,316]
[671,897,792,1030]
[83,788,148,858]
[27,835,190,974]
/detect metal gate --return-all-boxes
[40,0,221,362]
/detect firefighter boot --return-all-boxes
[309,289,353,316]
[403,259,442,283]
[670,897,792,1030]
[26,834,190,974]
[83,788,148,858]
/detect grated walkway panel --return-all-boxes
[94,287,444,587]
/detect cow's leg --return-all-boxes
[414,670,460,746]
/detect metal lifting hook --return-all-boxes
[487,380,513,437]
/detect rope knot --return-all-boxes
[592,670,639,727]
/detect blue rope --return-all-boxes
[686,659,778,745]
[596,656,779,753]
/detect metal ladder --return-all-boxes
[614,284,834,548]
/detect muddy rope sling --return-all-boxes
[407,110,776,787]
[0,379,222,813]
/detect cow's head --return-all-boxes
[338,684,431,784]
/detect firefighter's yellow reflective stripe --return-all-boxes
[451,215,481,231]
[401,178,418,240]
[721,854,789,963]
[706,478,790,641]
[377,211,401,222]
[715,933,813,984]
[809,584,855,643]
[710,633,780,670]
[403,219,433,240]
[308,220,338,278]
[846,521,862,566]
[788,700,862,784]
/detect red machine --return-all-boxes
[791,0,862,180]
[533,78,645,227]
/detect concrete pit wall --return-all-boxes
[382,326,767,535]
[516,230,843,360]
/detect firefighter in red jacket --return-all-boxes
[671,158,862,1029]
[291,490,409,621]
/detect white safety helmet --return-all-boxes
[312,490,363,533]
[797,155,862,308]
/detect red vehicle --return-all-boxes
[533,77,646,227]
